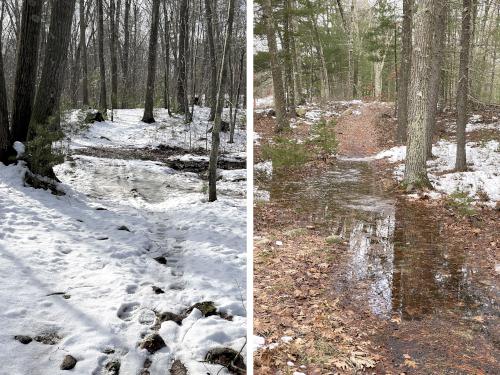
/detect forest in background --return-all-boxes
[255,0,500,189]
[254,0,499,106]
[0,0,246,201]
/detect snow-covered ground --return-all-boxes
[65,107,246,157]
[0,107,247,374]
[375,139,500,203]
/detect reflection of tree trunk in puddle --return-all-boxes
[345,211,395,316]
[391,201,472,320]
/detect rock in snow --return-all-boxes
[60,355,77,370]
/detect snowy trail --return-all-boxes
[0,107,247,375]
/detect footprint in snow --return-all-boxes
[117,302,140,321]
[126,285,138,294]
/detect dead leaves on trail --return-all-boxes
[253,212,380,373]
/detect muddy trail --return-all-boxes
[254,102,499,374]
[72,145,246,174]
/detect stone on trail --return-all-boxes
[60,355,77,370]
[185,301,217,317]
[33,332,61,345]
[153,256,167,265]
[155,311,185,327]
[152,286,165,294]
[170,359,188,375]
[205,347,246,375]
[105,359,121,375]
[14,335,32,344]
[139,333,166,354]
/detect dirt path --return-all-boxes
[254,101,499,374]
[335,101,395,157]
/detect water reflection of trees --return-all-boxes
[391,201,475,320]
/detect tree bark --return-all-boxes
[347,0,356,99]
[403,0,436,190]
[121,0,131,108]
[162,2,172,115]
[28,0,77,176]
[455,0,471,171]
[262,0,288,132]
[10,0,43,143]
[0,5,11,163]
[142,0,161,123]
[425,2,447,159]
[311,14,330,100]
[208,0,235,202]
[229,49,244,143]
[205,0,217,121]
[80,0,89,106]
[290,0,303,104]
[374,60,384,98]
[488,7,499,102]
[396,0,412,143]
[176,0,188,115]
[97,0,107,112]
[110,0,118,111]
[283,0,295,116]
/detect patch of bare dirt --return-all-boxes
[335,102,396,156]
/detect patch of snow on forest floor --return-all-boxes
[375,139,500,203]
[0,106,247,374]
[64,107,246,156]
[254,96,274,108]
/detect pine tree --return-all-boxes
[403,0,437,190]
[455,0,472,171]
[262,0,289,132]
[397,0,413,143]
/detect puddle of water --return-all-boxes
[56,156,203,204]
[265,160,495,321]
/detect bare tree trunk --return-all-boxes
[70,33,81,108]
[121,0,131,108]
[28,0,77,177]
[110,0,118,111]
[397,0,412,143]
[347,0,356,99]
[142,0,161,123]
[374,61,384,98]
[163,2,172,115]
[262,0,288,132]
[10,0,43,143]
[455,0,471,171]
[97,0,107,113]
[205,0,217,121]
[425,2,447,159]
[208,0,235,202]
[488,7,499,102]
[0,5,11,163]
[290,0,303,104]
[283,0,295,116]
[80,0,89,106]
[229,49,244,143]
[311,14,330,100]
[403,0,436,190]
[176,0,188,115]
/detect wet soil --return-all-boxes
[73,146,246,173]
[254,102,499,374]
